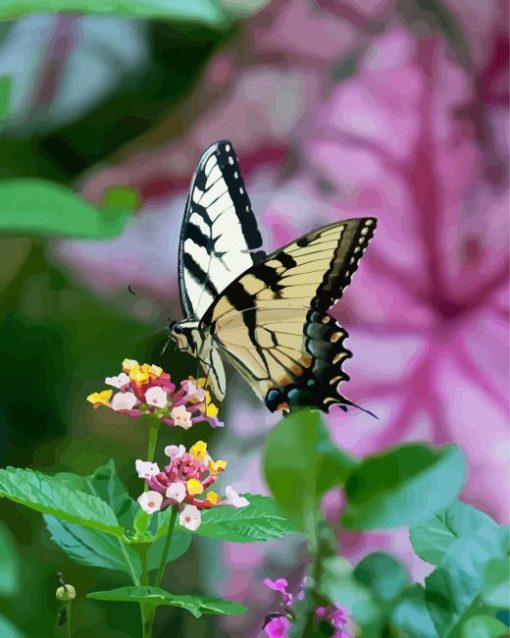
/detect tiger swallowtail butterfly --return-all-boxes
[169,140,377,414]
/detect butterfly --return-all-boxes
[169,140,376,414]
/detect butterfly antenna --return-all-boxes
[160,318,175,357]
[160,337,172,357]
[341,397,378,419]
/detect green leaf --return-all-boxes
[0,466,122,537]
[0,522,19,597]
[84,460,138,528]
[391,585,439,638]
[101,186,141,222]
[0,76,11,122]
[56,460,138,527]
[0,0,226,25]
[319,556,381,626]
[220,0,269,18]
[0,615,24,638]
[191,495,297,543]
[461,615,509,638]
[353,552,409,603]
[133,510,152,535]
[481,558,510,610]
[425,526,509,636]
[87,586,246,618]
[342,444,466,530]
[263,409,358,532]
[44,516,133,574]
[43,461,190,574]
[45,515,191,575]
[410,501,498,566]
[0,179,134,238]
[145,532,192,571]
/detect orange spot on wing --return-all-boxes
[302,355,313,367]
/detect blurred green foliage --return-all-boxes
[0,4,246,635]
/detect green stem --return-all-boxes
[66,602,72,638]
[154,505,179,589]
[139,416,161,637]
[140,546,150,589]
[147,416,160,462]
[119,539,140,586]
[138,544,153,638]
[145,417,160,493]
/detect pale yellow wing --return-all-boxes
[200,218,376,412]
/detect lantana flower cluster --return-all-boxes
[137,441,249,531]
[263,578,351,638]
[86,359,222,428]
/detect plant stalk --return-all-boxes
[139,415,161,636]
[66,602,72,638]
[154,505,179,589]
[147,417,160,462]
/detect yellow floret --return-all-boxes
[189,441,208,461]
[122,358,138,372]
[186,478,204,496]
[129,364,149,384]
[86,389,112,408]
[209,459,227,474]
[206,403,219,418]
[206,491,219,505]
[149,364,163,378]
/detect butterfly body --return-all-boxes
[171,140,377,414]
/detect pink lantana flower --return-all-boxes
[135,460,160,479]
[105,373,130,389]
[136,441,249,529]
[111,391,138,412]
[179,504,202,531]
[137,491,163,515]
[165,444,186,460]
[223,486,250,508]
[166,482,186,503]
[86,360,223,429]
[145,386,168,408]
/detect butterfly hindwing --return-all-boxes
[202,218,376,412]
[209,306,352,412]
[178,139,266,320]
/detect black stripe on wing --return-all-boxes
[178,140,266,319]
[309,218,376,311]
[214,141,264,255]
[265,310,353,413]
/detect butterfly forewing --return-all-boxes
[178,139,266,320]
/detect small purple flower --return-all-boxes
[264,615,291,638]
[263,578,293,607]
[330,606,349,628]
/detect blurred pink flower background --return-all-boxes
[52,0,508,635]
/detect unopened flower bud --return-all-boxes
[56,585,76,601]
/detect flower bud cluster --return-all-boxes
[137,441,248,531]
[263,578,351,638]
[87,359,222,429]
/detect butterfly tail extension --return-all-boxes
[265,310,357,414]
